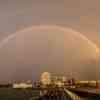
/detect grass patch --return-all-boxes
[0,88,39,100]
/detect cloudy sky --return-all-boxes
[0,0,100,81]
[0,0,100,45]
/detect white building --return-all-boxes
[13,83,33,89]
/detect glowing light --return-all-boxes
[41,72,51,85]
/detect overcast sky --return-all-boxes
[0,0,100,81]
[0,0,100,45]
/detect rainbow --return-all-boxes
[0,25,100,57]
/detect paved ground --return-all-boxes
[31,88,72,100]
[31,88,100,100]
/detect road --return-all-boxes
[31,87,100,100]
[31,88,80,100]
[68,87,100,100]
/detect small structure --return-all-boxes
[96,80,100,88]
[54,81,64,87]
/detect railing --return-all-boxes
[64,88,81,100]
